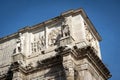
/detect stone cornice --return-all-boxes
[0,32,18,43]
[72,46,111,79]
[79,9,102,41]
[55,46,111,79]
[10,45,111,79]
[11,54,62,75]
[61,8,101,41]
[0,8,101,42]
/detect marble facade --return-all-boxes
[0,8,111,80]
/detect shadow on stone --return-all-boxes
[5,64,13,80]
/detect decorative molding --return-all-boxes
[73,46,111,79]
[55,45,111,79]
[0,8,110,80]
[0,8,101,42]
[11,54,62,75]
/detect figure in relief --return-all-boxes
[62,25,70,37]
[48,29,60,46]
[37,41,41,52]
[84,21,98,52]
[31,34,45,53]
[48,32,57,46]
[84,21,93,42]
[39,35,45,47]
[86,29,93,42]
[62,17,70,37]
[15,33,24,53]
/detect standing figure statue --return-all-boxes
[16,33,24,53]
[62,25,70,37]
[62,17,70,37]
[40,36,45,47]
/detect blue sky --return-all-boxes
[0,0,120,80]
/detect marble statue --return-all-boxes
[16,33,24,53]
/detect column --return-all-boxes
[62,55,74,80]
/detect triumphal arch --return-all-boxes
[0,8,111,80]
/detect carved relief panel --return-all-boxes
[31,28,45,54]
[84,22,99,53]
[48,23,61,47]
[48,29,61,46]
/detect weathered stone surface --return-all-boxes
[0,8,111,80]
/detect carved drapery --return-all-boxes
[31,34,45,53]
[62,17,71,37]
[62,24,70,37]
[48,29,61,46]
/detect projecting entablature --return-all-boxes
[0,8,110,80]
